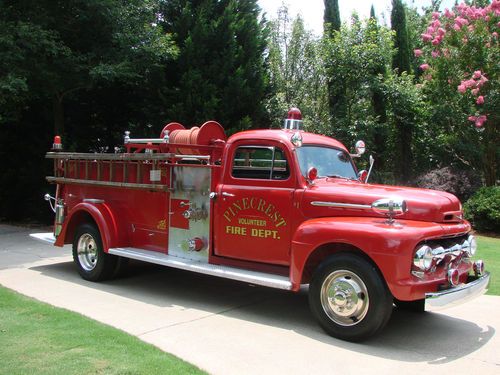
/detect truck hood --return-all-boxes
[302,179,462,223]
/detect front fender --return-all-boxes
[289,217,469,295]
[55,202,119,252]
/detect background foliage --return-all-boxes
[0,0,498,230]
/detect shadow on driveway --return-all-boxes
[30,260,494,364]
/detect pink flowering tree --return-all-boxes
[415,1,499,185]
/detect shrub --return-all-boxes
[413,166,481,202]
[464,186,500,233]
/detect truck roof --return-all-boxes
[226,129,349,152]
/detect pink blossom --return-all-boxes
[458,84,467,93]
[432,11,440,20]
[454,17,469,27]
[477,76,489,88]
[437,27,446,36]
[420,63,430,71]
[493,32,499,38]
[468,25,475,32]
[427,26,435,34]
[432,38,441,46]
[485,16,490,21]
[473,70,482,79]
[424,74,432,81]
[468,115,477,122]
[444,8,455,18]
[414,49,423,57]
[431,50,440,58]
[475,115,487,127]
[432,19,441,28]
[453,23,461,31]
[464,79,476,88]
[472,88,480,96]
[421,33,433,42]
[476,96,485,105]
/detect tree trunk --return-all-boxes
[53,95,64,135]
[483,122,498,186]
[395,119,413,184]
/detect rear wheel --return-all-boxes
[309,253,393,342]
[73,223,117,281]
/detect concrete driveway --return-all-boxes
[0,224,499,374]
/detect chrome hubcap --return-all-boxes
[320,270,369,326]
[77,233,98,271]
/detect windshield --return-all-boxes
[296,145,357,180]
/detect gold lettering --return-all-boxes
[264,203,275,217]
[250,228,280,239]
[256,199,266,212]
[226,226,247,236]
[224,197,287,229]
[242,198,249,210]
[276,218,287,227]
[232,201,242,211]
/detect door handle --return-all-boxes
[221,192,235,197]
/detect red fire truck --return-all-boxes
[31,108,490,341]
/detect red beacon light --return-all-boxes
[283,107,303,130]
[52,136,62,151]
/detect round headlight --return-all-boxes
[413,245,434,271]
[468,235,477,256]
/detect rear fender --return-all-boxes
[55,202,119,252]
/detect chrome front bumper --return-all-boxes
[425,272,490,311]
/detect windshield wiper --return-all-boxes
[326,174,357,181]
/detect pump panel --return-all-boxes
[168,165,211,262]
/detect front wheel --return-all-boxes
[309,253,393,342]
[72,223,117,281]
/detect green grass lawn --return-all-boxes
[476,235,499,296]
[0,287,205,375]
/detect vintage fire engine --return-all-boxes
[31,108,490,341]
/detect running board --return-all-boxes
[29,232,56,245]
[108,247,292,290]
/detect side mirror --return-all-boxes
[358,170,368,183]
[350,140,366,158]
[307,167,317,183]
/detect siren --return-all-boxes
[53,136,62,151]
[283,107,303,130]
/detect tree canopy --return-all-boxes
[0,0,498,222]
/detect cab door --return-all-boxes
[214,142,295,266]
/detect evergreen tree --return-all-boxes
[323,0,344,130]
[390,0,413,183]
[323,0,341,35]
[366,9,388,170]
[391,0,411,74]
[160,0,267,131]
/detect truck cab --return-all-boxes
[32,108,490,341]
